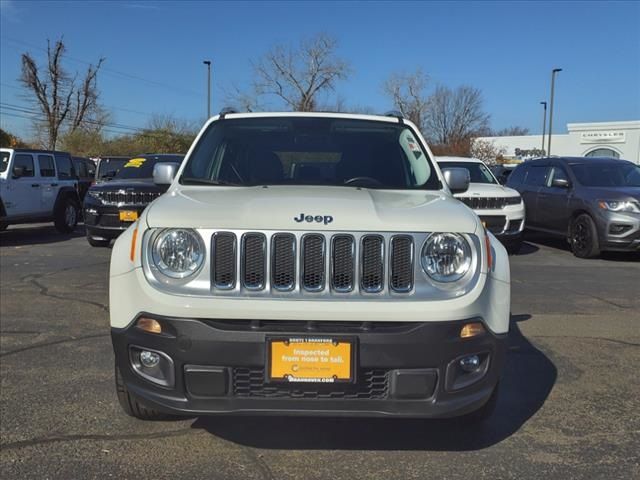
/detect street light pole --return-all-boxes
[540,101,547,154]
[203,60,212,118]
[547,68,562,156]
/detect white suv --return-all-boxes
[110,112,510,422]
[437,156,525,253]
[0,148,80,232]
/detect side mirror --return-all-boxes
[153,162,180,186]
[442,167,470,194]
[552,178,570,188]
[12,165,26,178]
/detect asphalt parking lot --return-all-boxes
[0,225,638,479]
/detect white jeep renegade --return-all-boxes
[110,112,510,421]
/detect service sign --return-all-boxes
[269,337,353,383]
[580,131,626,144]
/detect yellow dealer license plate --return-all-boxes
[269,337,353,383]
[119,210,138,222]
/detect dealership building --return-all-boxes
[477,120,640,164]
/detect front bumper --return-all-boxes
[84,205,144,240]
[475,204,525,240]
[112,315,507,418]
[597,210,640,252]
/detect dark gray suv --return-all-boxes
[506,157,640,258]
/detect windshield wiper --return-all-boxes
[180,177,240,186]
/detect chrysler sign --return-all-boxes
[580,131,625,144]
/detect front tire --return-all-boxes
[570,214,600,258]
[54,197,79,233]
[115,365,170,421]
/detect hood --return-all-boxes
[455,183,517,198]
[145,185,480,233]
[90,178,166,192]
[582,186,640,201]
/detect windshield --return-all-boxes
[113,155,183,180]
[571,162,640,187]
[97,158,128,179]
[0,151,9,173]
[180,117,440,189]
[439,161,498,185]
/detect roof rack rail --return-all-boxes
[219,107,239,119]
[384,110,405,123]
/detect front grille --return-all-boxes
[242,233,266,289]
[93,190,161,206]
[272,234,296,290]
[480,216,507,234]
[390,236,413,292]
[459,197,506,210]
[209,231,418,296]
[212,233,236,289]
[202,319,423,333]
[331,235,355,292]
[361,236,384,292]
[97,214,122,228]
[233,368,389,399]
[506,219,523,233]
[302,235,325,291]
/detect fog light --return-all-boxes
[140,350,160,368]
[136,317,162,334]
[609,224,632,235]
[129,346,175,388]
[459,355,481,373]
[460,322,485,339]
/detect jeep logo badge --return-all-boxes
[294,213,334,225]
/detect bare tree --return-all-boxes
[20,38,104,149]
[316,95,375,114]
[423,85,490,146]
[248,33,350,111]
[470,139,506,165]
[492,126,530,136]
[383,69,429,128]
[70,61,105,132]
[224,83,264,113]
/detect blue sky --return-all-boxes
[1,0,639,140]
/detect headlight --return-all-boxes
[421,233,472,282]
[151,229,205,279]
[87,190,104,202]
[598,200,640,214]
[505,195,522,205]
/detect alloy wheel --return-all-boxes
[573,220,589,254]
[65,204,77,227]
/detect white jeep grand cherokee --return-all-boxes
[437,156,526,254]
[110,112,510,421]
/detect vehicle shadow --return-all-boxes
[192,314,556,451]
[511,241,539,256]
[523,231,570,252]
[0,224,86,247]
[524,231,640,262]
